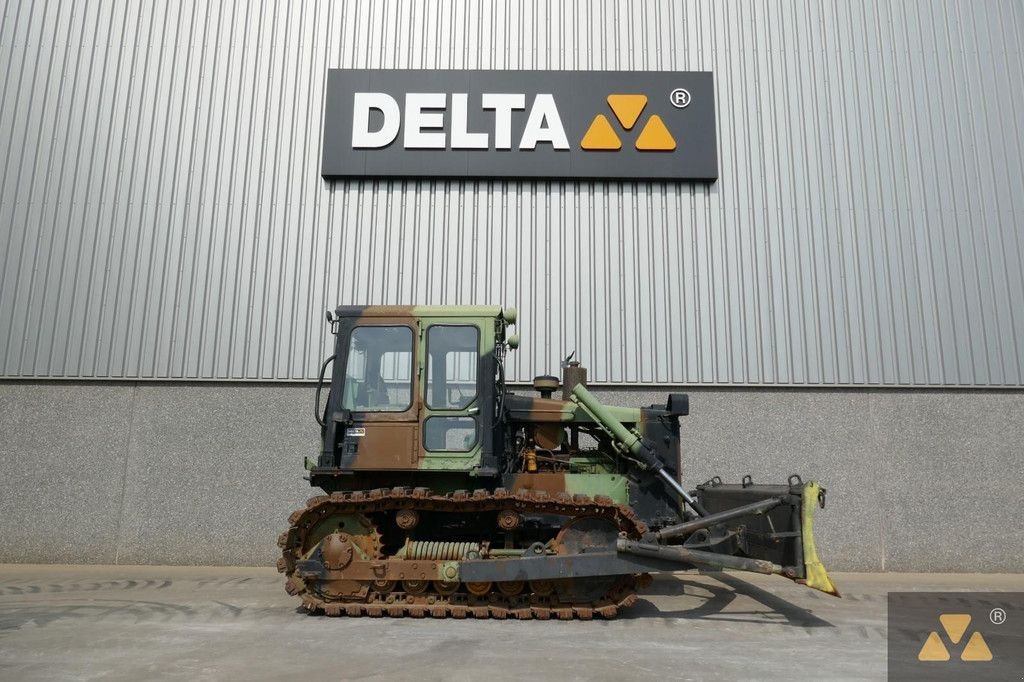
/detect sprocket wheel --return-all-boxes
[299,511,383,603]
[305,512,382,561]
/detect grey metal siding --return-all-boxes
[1,0,1022,385]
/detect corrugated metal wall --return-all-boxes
[1,0,1022,385]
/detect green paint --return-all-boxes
[410,305,505,318]
[565,400,641,426]
[565,472,629,505]
[567,456,616,474]
[419,456,480,471]
[571,384,645,457]
[415,313,499,471]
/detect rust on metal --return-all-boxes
[279,487,648,619]
[395,508,419,530]
[288,306,838,618]
[496,509,522,531]
[320,532,354,570]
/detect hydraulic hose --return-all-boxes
[571,383,708,516]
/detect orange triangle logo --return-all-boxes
[917,632,950,661]
[960,632,993,661]
[607,94,647,130]
[939,614,971,644]
[635,115,676,151]
[580,114,621,150]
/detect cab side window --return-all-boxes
[423,416,477,451]
[425,325,479,410]
[342,326,413,412]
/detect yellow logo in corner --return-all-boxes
[918,614,993,662]
[581,95,676,152]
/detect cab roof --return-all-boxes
[333,305,506,319]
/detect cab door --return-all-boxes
[336,321,419,469]
[419,324,482,470]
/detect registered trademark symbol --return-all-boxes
[670,88,691,108]
[990,607,1006,625]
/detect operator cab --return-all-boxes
[314,306,516,485]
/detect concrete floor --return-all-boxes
[0,566,1021,681]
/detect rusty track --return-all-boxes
[278,487,650,619]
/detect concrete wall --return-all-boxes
[1,381,1021,571]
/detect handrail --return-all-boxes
[314,354,336,427]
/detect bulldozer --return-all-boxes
[278,305,838,619]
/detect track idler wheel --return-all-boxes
[496,581,525,597]
[402,580,429,595]
[372,580,396,593]
[497,509,522,531]
[433,581,460,596]
[395,509,419,530]
[465,581,493,596]
[529,579,555,596]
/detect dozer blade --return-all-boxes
[798,481,840,595]
[685,477,839,596]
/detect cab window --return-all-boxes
[425,325,479,410]
[342,326,413,412]
[423,416,478,451]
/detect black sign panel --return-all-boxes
[888,592,1023,681]
[322,70,717,181]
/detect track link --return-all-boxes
[278,487,649,620]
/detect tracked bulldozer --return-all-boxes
[278,306,838,619]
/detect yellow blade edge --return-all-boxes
[799,481,841,597]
